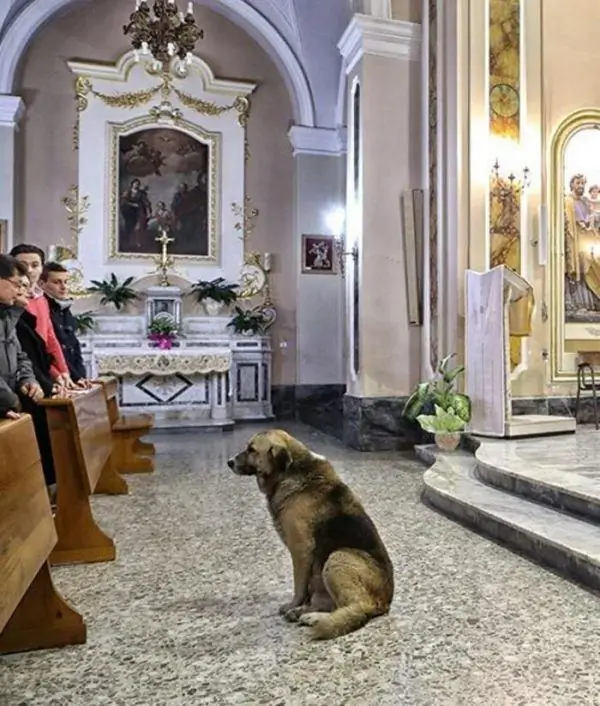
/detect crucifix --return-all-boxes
[155,228,175,287]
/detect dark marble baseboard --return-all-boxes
[271,384,346,440]
[512,395,598,424]
[342,394,421,451]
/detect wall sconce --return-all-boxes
[490,159,531,194]
[335,238,359,278]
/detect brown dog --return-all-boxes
[227,429,394,640]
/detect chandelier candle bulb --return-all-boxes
[187,2,193,15]
[263,253,272,271]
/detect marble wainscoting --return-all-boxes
[343,394,419,451]
[271,388,425,450]
[271,385,346,439]
[512,395,598,423]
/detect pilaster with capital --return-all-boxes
[338,13,423,400]
[0,95,25,249]
[287,125,346,386]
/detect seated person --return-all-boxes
[13,261,67,398]
[40,262,89,384]
[0,254,54,487]
[10,244,76,389]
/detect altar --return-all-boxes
[80,314,273,429]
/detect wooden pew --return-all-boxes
[41,385,125,565]
[0,415,86,654]
[100,377,155,474]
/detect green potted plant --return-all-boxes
[416,405,466,452]
[88,273,138,311]
[227,306,267,336]
[190,277,238,316]
[72,311,96,336]
[403,353,471,424]
[147,317,179,349]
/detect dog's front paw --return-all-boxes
[278,601,296,616]
[282,605,307,623]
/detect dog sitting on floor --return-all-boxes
[227,429,394,640]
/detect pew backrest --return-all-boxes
[98,377,119,427]
[0,416,57,633]
[41,386,113,495]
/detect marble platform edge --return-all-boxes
[512,395,597,424]
[422,456,600,592]
[417,439,600,523]
[475,455,600,523]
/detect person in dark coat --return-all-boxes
[12,265,63,398]
[40,262,88,382]
[0,256,55,488]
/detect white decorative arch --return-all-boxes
[0,0,316,127]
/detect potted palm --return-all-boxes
[190,277,238,316]
[227,306,267,336]
[88,274,138,311]
[72,311,96,336]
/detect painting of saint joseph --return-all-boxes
[118,127,210,257]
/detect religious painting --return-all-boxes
[117,127,212,258]
[301,234,336,274]
[561,126,600,324]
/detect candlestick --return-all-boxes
[187,1,193,14]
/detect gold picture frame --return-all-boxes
[549,108,600,381]
[107,115,221,264]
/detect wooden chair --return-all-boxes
[100,377,155,474]
[0,416,86,654]
[41,385,124,565]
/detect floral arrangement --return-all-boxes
[148,317,179,350]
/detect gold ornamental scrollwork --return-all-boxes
[61,185,90,255]
[74,72,252,122]
[231,197,259,243]
[73,76,91,150]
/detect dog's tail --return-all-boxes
[310,603,382,641]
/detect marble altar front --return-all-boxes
[80,314,272,429]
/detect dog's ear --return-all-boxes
[268,443,292,473]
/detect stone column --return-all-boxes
[286,126,347,437]
[0,95,24,250]
[338,14,423,450]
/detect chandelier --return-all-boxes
[124,0,204,67]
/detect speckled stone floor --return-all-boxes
[2,423,600,706]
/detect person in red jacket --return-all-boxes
[9,244,76,388]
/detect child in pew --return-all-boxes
[0,254,56,490]
[10,244,80,391]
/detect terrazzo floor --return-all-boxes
[2,423,600,706]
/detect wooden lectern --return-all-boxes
[465,265,575,438]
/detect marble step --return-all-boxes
[422,454,600,591]
[476,438,600,523]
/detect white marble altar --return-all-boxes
[80,314,272,428]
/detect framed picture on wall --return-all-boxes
[301,234,337,274]
[0,220,6,253]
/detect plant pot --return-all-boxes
[434,432,461,452]
[203,298,224,316]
